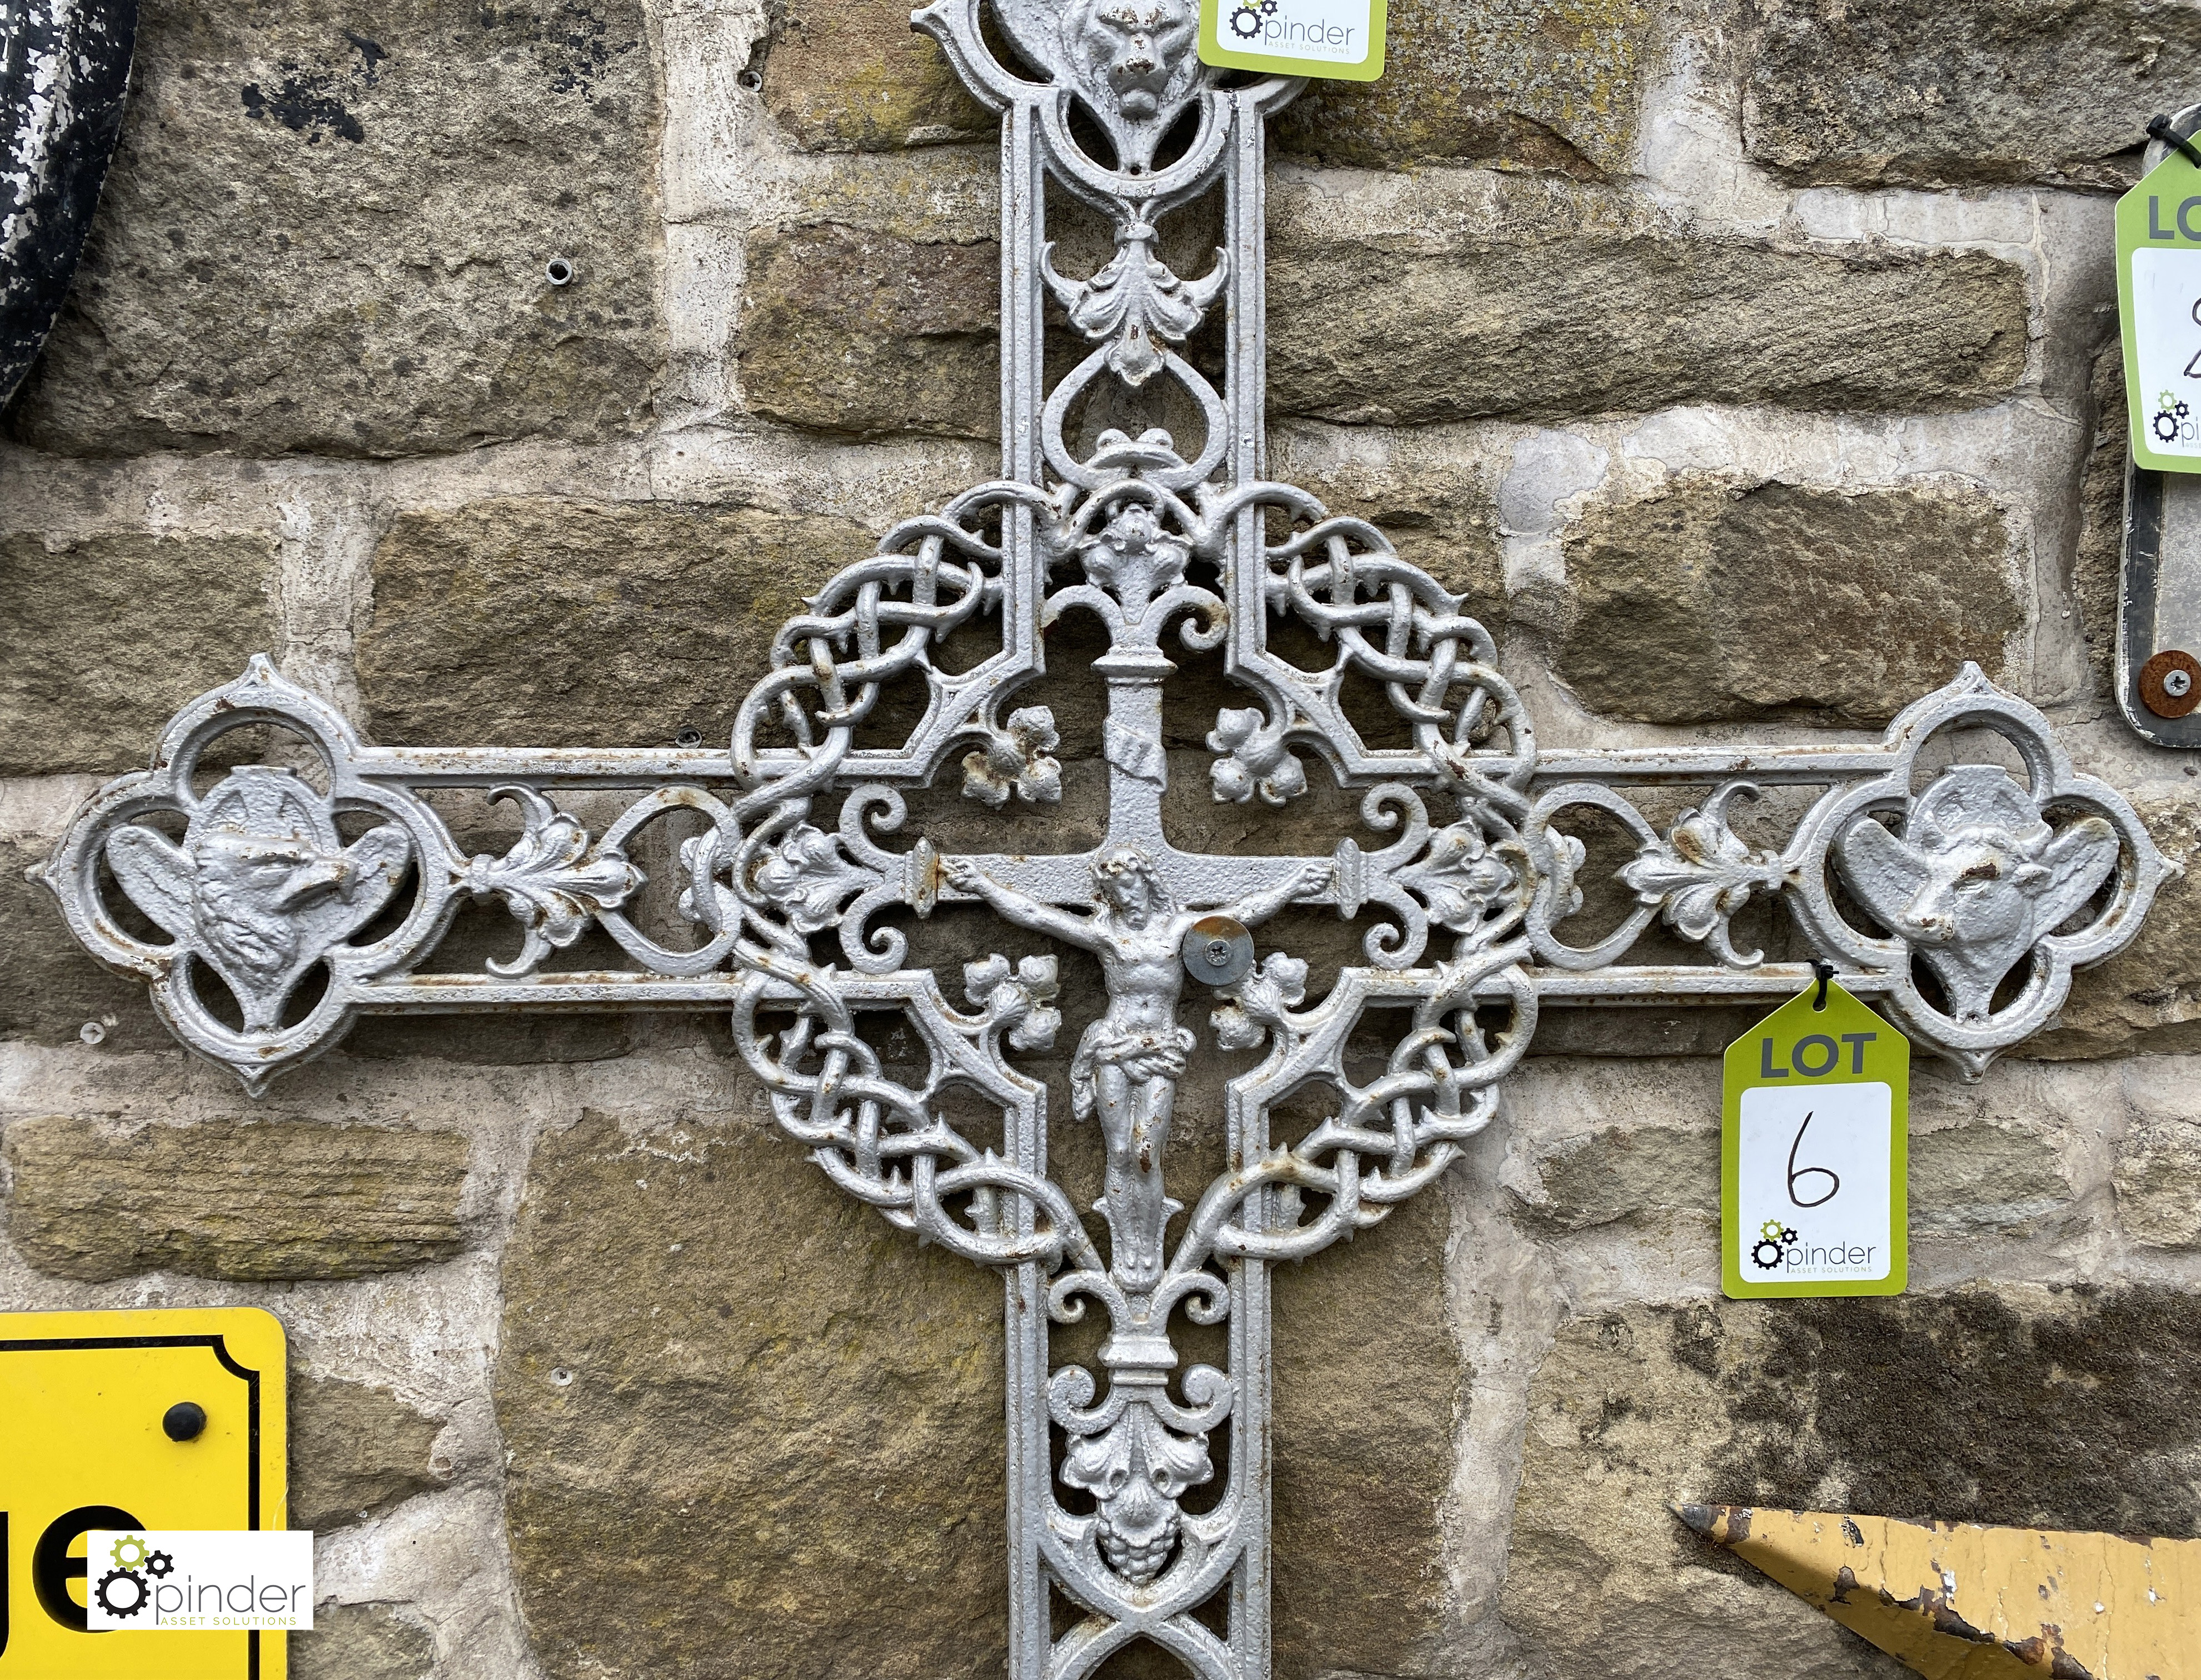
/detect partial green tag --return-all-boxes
[1721,982,1908,1299]
[1197,0,1385,81]
[2118,146,2201,473]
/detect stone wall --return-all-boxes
[3,1,2199,1677]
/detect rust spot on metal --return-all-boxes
[2139,648,2201,720]
[1920,1587,1993,1645]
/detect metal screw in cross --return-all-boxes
[33,4,2173,1675]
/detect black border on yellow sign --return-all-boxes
[0,1332,267,1677]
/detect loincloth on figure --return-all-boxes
[1070,1019,1196,1121]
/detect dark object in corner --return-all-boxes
[0,0,138,402]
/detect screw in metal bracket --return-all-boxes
[2140,649,2201,718]
[1181,914,1254,986]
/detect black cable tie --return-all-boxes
[1811,961,1835,1011]
[2149,114,2201,171]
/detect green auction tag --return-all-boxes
[2118,142,2201,473]
[1722,981,1908,1299]
[1197,0,1385,81]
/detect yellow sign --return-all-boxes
[1,1308,287,1678]
[1678,1503,2201,1678]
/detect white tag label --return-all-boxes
[2130,246,2201,460]
[1735,1082,1894,1284]
[1215,0,1373,63]
[86,1530,314,1630]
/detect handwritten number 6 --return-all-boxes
[1786,1110,1840,1208]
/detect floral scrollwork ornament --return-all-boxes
[461,787,645,976]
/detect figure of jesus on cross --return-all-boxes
[947,845,1331,1292]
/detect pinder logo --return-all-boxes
[1227,0,1277,36]
[1750,1218,1800,1271]
[93,1532,175,1620]
[86,1529,315,1630]
[2154,388,2195,446]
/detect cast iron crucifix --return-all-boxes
[36,2,2173,1674]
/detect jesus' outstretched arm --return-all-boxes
[941,856,1105,951]
[1221,859,1332,928]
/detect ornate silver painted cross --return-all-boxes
[36,3,2174,1674]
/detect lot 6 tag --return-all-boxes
[1723,982,1908,1299]
[1198,0,1385,81]
[2118,143,2201,472]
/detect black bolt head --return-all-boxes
[163,1401,207,1442]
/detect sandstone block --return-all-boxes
[498,1097,1466,1680]
[291,1602,435,1680]
[734,189,2027,434]
[5,0,660,457]
[1273,1185,1459,1677]
[3,1114,470,1281]
[1268,226,2028,426]
[1505,1285,2201,1679]
[0,530,279,776]
[1910,1121,2070,1233]
[1267,433,1505,627]
[1743,0,2201,189]
[0,834,173,1052]
[2115,1104,2201,1249]
[761,0,989,151]
[739,221,1000,439]
[2034,792,2201,1058]
[290,1376,449,1532]
[1511,1123,1717,1231]
[356,498,880,747]
[1523,1004,1769,1059]
[496,1105,1010,1680]
[1553,473,2019,726]
[2073,345,2125,706]
[1277,0,1651,175]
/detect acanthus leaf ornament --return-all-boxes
[31,1,2178,1671]
[1618,782,1783,966]
[1396,819,1524,935]
[746,822,879,934]
[1043,222,1227,386]
[460,786,645,976]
